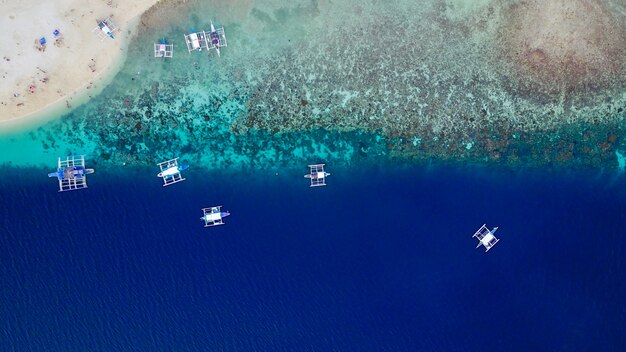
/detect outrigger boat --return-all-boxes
[209,20,226,57]
[92,18,117,41]
[154,37,173,58]
[473,224,500,252]
[305,164,331,187]
[157,157,189,186]
[184,21,227,56]
[184,29,208,52]
[48,155,95,192]
[201,206,230,227]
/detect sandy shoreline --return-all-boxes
[0,0,159,133]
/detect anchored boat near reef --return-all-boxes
[157,157,189,186]
[154,37,173,58]
[47,155,95,192]
[184,29,208,52]
[305,164,331,187]
[184,20,227,56]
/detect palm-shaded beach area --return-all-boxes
[2,0,625,169]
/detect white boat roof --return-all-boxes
[481,232,495,245]
[205,213,222,221]
[161,166,179,177]
[202,206,225,227]
[188,33,200,49]
[473,224,499,252]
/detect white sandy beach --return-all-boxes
[0,0,159,131]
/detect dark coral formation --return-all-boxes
[16,0,626,171]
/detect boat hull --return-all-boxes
[158,164,188,178]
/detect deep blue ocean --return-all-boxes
[1,164,625,351]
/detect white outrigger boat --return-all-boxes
[305,164,330,187]
[157,157,189,186]
[92,18,117,41]
[183,20,227,56]
[154,37,173,58]
[473,224,500,252]
[184,29,209,52]
[47,155,95,192]
[201,206,230,227]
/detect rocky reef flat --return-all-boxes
[3,0,625,170]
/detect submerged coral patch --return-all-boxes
[2,0,625,171]
[498,0,626,96]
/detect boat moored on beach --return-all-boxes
[92,18,118,41]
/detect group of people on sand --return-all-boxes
[34,29,64,52]
[25,30,64,97]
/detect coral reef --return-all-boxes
[9,0,626,171]
[497,0,626,99]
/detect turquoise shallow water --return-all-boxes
[1,0,625,169]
